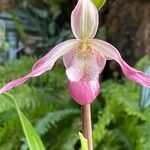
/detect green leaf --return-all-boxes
[3,93,45,150]
[17,111,45,150]
[12,15,27,38]
[93,0,106,10]
[79,132,88,150]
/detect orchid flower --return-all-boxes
[0,0,150,105]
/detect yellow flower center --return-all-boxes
[77,42,92,58]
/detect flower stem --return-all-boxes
[81,104,93,150]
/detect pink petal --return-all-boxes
[31,40,80,76]
[91,39,150,87]
[63,50,106,81]
[0,77,29,94]
[94,50,106,72]
[71,0,99,41]
[68,79,100,105]
[0,40,80,94]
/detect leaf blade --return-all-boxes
[93,0,106,10]
[18,111,45,150]
[3,93,45,150]
[79,132,88,150]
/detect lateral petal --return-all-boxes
[71,0,99,41]
[68,79,100,105]
[91,39,150,87]
[0,40,80,94]
[31,40,80,76]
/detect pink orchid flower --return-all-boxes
[0,0,150,105]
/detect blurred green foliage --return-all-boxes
[11,0,73,50]
[3,93,45,150]
[0,57,80,150]
[0,56,149,150]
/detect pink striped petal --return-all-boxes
[31,40,80,76]
[68,79,100,105]
[0,77,29,94]
[71,0,99,41]
[0,40,80,94]
[91,39,150,87]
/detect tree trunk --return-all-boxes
[105,0,150,65]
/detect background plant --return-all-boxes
[0,56,149,150]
